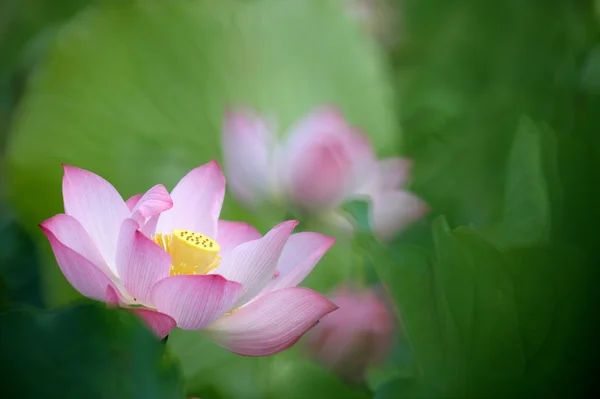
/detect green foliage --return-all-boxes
[167,328,266,399]
[0,303,185,398]
[168,329,370,399]
[0,206,44,309]
[344,202,590,398]
[397,0,588,229]
[0,0,91,77]
[263,351,372,399]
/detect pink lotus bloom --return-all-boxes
[40,161,337,356]
[304,285,395,383]
[222,106,428,240]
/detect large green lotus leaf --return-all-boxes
[0,303,185,398]
[168,328,269,399]
[504,245,590,398]
[262,349,371,399]
[449,228,525,386]
[375,377,439,399]
[0,0,91,77]
[5,0,398,305]
[168,329,368,399]
[0,205,44,309]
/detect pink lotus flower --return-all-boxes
[222,106,428,240]
[304,285,395,383]
[40,161,337,356]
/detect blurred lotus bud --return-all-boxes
[303,285,395,383]
[222,106,429,241]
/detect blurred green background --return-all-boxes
[1,0,598,398]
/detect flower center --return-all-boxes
[153,229,221,276]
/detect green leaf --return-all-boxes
[264,353,371,399]
[0,0,91,77]
[0,303,185,398]
[451,228,525,385]
[491,115,552,248]
[580,43,600,95]
[341,198,372,234]
[431,216,474,354]
[538,122,562,227]
[0,205,45,308]
[378,216,526,396]
[6,0,399,306]
[375,377,438,399]
[504,248,557,360]
[505,245,590,398]
[378,244,444,383]
[429,217,471,396]
[168,328,267,399]
[170,329,369,399]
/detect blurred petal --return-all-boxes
[116,219,171,305]
[217,220,262,254]
[40,225,117,301]
[286,137,352,208]
[129,308,177,339]
[281,107,375,208]
[345,130,379,192]
[156,161,225,238]
[125,194,144,211]
[130,184,173,226]
[214,220,297,306]
[304,286,394,382]
[203,287,338,356]
[62,165,129,266]
[222,108,273,206]
[283,105,348,152]
[151,275,242,330]
[40,213,109,275]
[378,158,412,189]
[283,106,374,167]
[370,190,429,241]
[262,232,335,294]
